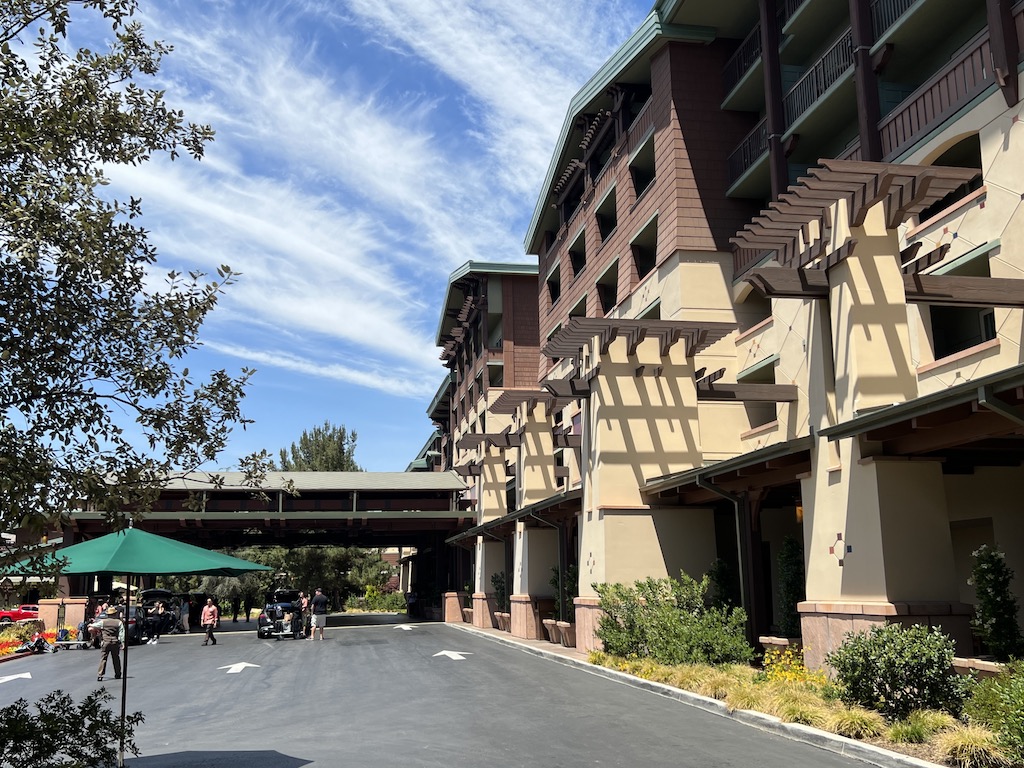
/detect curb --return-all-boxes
[446,623,944,768]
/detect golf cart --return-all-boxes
[257,589,304,640]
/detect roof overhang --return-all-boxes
[820,363,1024,443]
[434,261,537,348]
[445,489,583,546]
[524,13,716,253]
[642,437,813,504]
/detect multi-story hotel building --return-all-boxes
[434,0,1024,666]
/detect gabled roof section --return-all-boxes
[524,12,715,253]
[434,261,538,347]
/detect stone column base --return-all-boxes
[443,592,466,623]
[573,597,603,654]
[472,593,497,628]
[799,600,974,670]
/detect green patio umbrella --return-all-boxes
[42,526,273,576]
[37,526,271,766]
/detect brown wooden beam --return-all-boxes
[987,0,1020,107]
[745,267,829,298]
[697,383,799,402]
[903,274,1024,308]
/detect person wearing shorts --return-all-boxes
[309,588,328,640]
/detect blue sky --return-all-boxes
[98,0,653,471]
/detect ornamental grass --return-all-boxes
[936,725,1014,768]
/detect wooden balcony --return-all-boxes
[727,117,768,185]
[783,29,854,126]
[879,26,998,160]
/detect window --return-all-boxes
[597,260,619,314]
[568,229,586,277]
[588,126,616,180]
[917,135,982,224]
[931,306,996,359]
[560,173,585,225]
[488,361,503,387]
[631,214,658,281]
[596,187,617,241]
[546,323,562,363]
[629,135,656,200]
[928,245,996,360]
[546,264,561,305]
[569,296,586,319]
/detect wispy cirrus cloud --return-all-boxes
[87,0,652,466]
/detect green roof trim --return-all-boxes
[642,436,813,496]
[524,13,715,251]
[445,488,583,545]
[931,240,1000,276]
[737,353,779,381]
[426,373,454,420]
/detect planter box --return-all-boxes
[461,607,473,623]
[557,621,576,647]
[496,612,511,631]
[759,635,801,655]
[542,618,561,644]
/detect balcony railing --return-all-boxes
[723,23,763,96]
[722,3,798,97]
[879,29,991,159]
[783,29,854,125]
[870,0,917,39]
[727,117,768,183]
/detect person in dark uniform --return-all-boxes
[89,606,124,681]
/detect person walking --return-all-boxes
[309,588,328,640]
[146,601,167,644]
[90,606,124,681]
[179,596,190,634]
[297,591,309,638]
[201,597,219,646]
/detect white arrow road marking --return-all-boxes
[217,662,260,675]
[394,624,415,631]
[0,672,32,684]
[433,650,472,661]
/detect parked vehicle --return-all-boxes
[0,604,39,623]
[257,589,303,640]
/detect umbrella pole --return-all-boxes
[118,573,131,768]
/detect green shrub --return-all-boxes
[490,571,508,612]
[826,623,968,720]
[549,564,578,622]
[966,663,1024,764]
[358,585,407,612]
[0,689,143,767]
[595,571,753,666]
[776,536,805,638]
[969,545,1024,662]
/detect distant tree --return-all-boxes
[0,0,258,562]
[274,421,361,472]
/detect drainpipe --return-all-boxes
[695,475,751,633]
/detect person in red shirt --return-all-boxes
[200,598,219,646]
